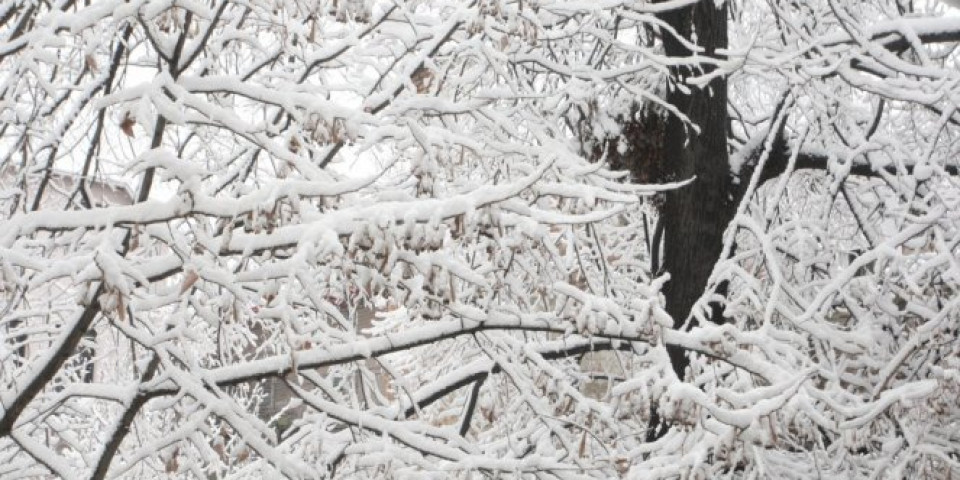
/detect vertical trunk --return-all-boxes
[659,2,735,378]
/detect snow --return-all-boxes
[3,0,960,478]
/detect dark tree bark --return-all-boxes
[657,2,733,379]
[646,0,960,383]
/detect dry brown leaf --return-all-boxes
[411,66,434,94]
[235,446,250,463]
[212,442,227,463]
[615,457,630,475]
[164,447,180,473]
[84,54,98,72]
[116,291,125,322]
[180,270,199,294]
[120,114,136,138]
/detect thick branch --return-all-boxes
[140,314,773,402]
[752,144,960,185]
[820,17,960,51]
[0,284,104,437]
[403,339,636,419]
[89,356,161,480]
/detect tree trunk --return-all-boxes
[658,2,734,379]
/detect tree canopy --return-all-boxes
[1,0,960,478]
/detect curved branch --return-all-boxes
[89,356,161,480]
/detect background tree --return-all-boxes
[1,0,959,478]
